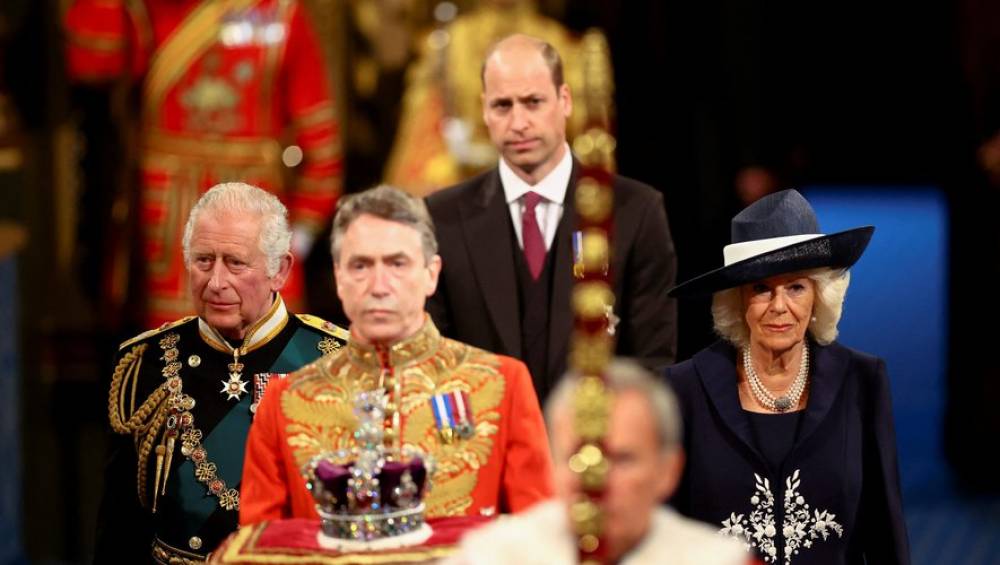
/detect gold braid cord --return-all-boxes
[136,403,170,507]
[107,342,171,508]
[569,129,616,564]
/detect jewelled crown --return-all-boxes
[303,390,431,542]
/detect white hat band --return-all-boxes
[723,234,825,266]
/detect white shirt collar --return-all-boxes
[499,143,573,205]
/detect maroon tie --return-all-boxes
[521,191,546,280]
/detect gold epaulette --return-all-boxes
[118,316,197,350]
[295,314,351,341]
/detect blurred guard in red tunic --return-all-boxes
[65,0,342,327]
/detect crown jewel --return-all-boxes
[304,390,432,543]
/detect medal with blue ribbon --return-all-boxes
[431,393,454,444]
[431,391,475,443]
[572,230,585,278]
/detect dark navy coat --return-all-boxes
[665,339,910,565]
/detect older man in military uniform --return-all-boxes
[94,183,348,563]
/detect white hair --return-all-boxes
[181,182,291,277]
[711,267,851,348]
[545,359,682,453]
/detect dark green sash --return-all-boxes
[169,325,327,538]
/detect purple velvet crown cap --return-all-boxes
[378,458,428,502]
[315,460,351,509]
[409,458,427,494]
[314,457,427,510]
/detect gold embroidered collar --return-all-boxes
[345,317,441,370]
[198,294,289,354]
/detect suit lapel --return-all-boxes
[458,171,522,357]
[546,164,579,381]
[795,341,849,447]
[694,340,850,470]
[693,342,767,466]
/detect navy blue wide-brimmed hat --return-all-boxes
[668,189,874,297]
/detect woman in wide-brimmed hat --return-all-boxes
[665,189,909,564]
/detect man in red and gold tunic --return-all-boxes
[64,0,342,327]
[239,185,555,524]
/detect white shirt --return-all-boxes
[498,143,573,251]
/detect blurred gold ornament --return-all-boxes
[570,333,612,375]
[573,377,612,441]
[570,498,603,536]
[579,535,600,553]
[572,282,614,320]
[576,178,612,223]
[581,229,609,272]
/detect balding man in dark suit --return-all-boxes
[427,34,678,405]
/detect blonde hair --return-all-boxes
[711,268,851,348]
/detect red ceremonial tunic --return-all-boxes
[65,0,342,326]
[239,319,555,525]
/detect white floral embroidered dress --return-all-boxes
[719,469,845,564]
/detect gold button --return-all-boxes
[188,355,201,368]
[189,536,203,550]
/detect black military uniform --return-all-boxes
[94,296,348,563]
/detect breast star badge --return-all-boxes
[221,373,248,401]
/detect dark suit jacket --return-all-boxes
[665,339,910,565]
[426,162,677,402]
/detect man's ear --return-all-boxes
[333,255,346,302]
[559,82,573,119]
[425,254,442,297]
[269,252,294,292]
[655,448,685,502]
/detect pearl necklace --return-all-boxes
[742,344,809,412]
